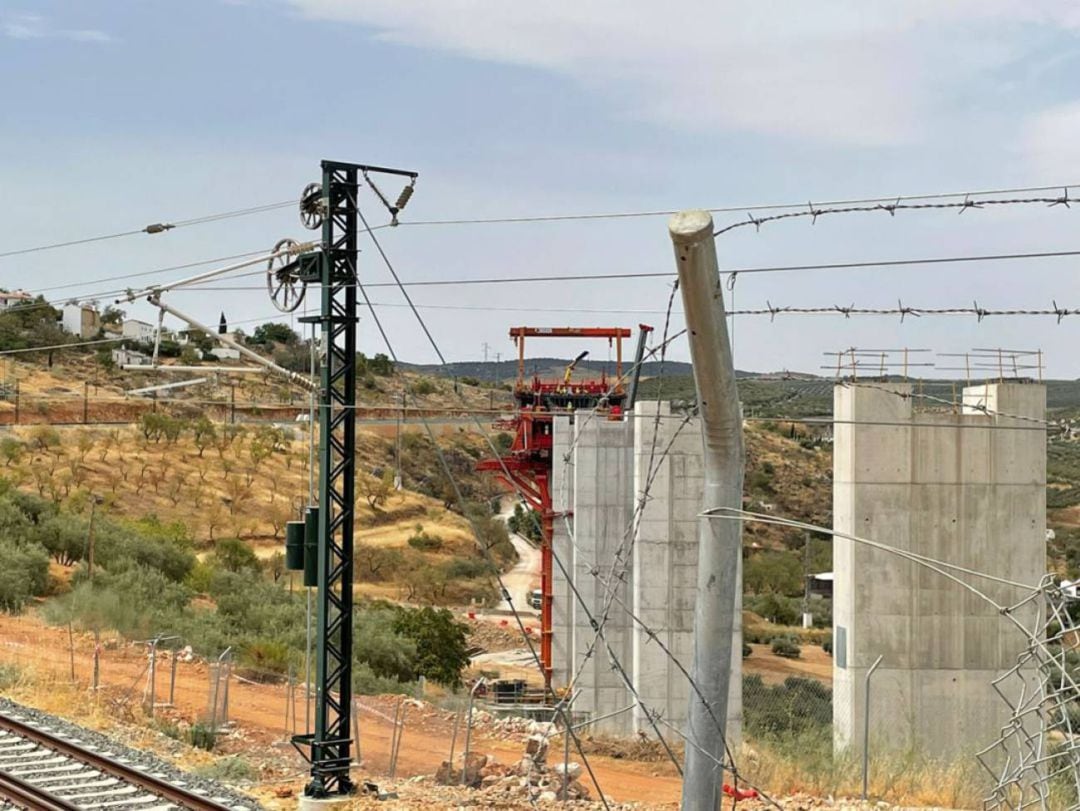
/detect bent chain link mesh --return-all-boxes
[978,576,1080,810]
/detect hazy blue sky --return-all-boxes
[4,2,1080,376]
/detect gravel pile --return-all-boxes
[0,696,261,810]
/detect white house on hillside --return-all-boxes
[112,347,151,366]
[0,290,33,311]
[61,303,101,339]
[122,319,157,342]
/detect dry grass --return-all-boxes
[744,733,987,809]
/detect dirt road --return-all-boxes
[0,614,681,806]
[496,502,541,614]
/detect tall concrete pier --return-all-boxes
[832,382,1046,757]
[551,403,741,739]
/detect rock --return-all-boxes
[460,751,488,787]
[553,762,582,780]
[434,760,454,785]
[539,791,557,802]
[525,734,550,763]
[516,757,535,776]
[569,780,591,800]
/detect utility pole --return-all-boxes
[287,160,418,800]
[669,210,743,811]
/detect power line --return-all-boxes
[28,249,268,298]
[395,183,1080,227]
[0,200,293,261]
[170,245,1080,294]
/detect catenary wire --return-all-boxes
[176,245,1080,293]
[0,200,295,260]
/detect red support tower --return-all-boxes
[478,326,639,691]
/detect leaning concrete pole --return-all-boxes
[669,210,744,811]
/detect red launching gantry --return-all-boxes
[478,325,652,691]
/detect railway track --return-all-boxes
[0,712,253,811]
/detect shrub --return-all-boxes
[238,639,293,682]
[442,557,494,580]
[821,634,833,656]
[771,635,802,658]
[411,379,436,396]
[187,723,217,751]
[209,538,260,573]
[742,642,752,658]
[746,592,801,625]
[743,675,831,737]
[392,605,470,687]
[353,662,412,696]
[195,756,254,783]
[0,538,50,611]
[407,526,443,551]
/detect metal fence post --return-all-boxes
[447,709,462,782]
[351,696,362,768]
[862,655,884,800]
[168,653,178,706]
[147,636,159,716]
[461,679,485,786]
[221,655,232,726]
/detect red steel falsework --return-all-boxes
[478,326,635,691]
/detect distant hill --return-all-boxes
[637,374,1080,417]
[400,357,695,383]
[400,357,813,384]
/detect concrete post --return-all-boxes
[669,210,743,811]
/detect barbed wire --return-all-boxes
[713,191,1075,238]
[396,183,1080,228]
[728,301,1080,323]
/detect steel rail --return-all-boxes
[0,713,242,811]
[0,768,81,811]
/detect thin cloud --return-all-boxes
[283,1,1080,147]
[2,13,112,43]
[1022,101,1080,180]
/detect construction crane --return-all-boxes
[477,325,652,691]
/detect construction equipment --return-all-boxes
[477,325,652,691]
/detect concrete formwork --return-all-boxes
[832,382,1046,758]
[552,402,741,741]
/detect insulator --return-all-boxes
[394,184,414,211]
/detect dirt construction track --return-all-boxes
[0,615,681,806]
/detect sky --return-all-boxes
[3,1,1080,377]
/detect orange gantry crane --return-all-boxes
[477,325,652,691]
